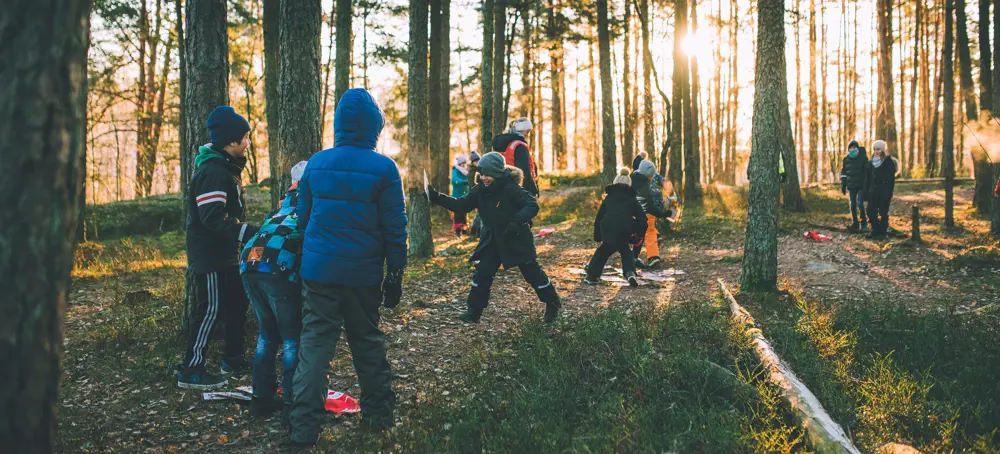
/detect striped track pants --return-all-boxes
[184,266,249,368]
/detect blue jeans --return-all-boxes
[849,188,867,223]
[242,272,302,403]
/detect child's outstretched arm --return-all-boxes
[429,186,478,214]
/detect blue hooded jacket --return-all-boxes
[296,88,408,286]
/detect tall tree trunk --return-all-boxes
[944,0,956,227]
[993,0,1000,234]
[807,0,817,184]
[876,0,899,161]
[492,0,507,137]
[320,2,335,139]
[622,0,634,166]
[910,0,921,176]
[548,0,566,170]
[794,0,803,170]
[980,0,993,113]
[727,0,739,184]
[263,0,281,208]
[641,0,655,158]
[520,5,532,118]
[741,0,785,292]
[429,0,448,199]
[597,0,617,181]
[441,0,452,187]
[176,0,187,212]
[590,36,600,170]
[927,44,944,178]
[334,0,352,105]
[480,0,494,154]
[0,1,89,450]
[669,0,687,193]
[408,0,434,257]
[685,0,702,202]
[275,0,321,194]
[956,0,978,119]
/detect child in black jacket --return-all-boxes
[585,169,648,287]
[864,140,897,239]
[428,152,562,324]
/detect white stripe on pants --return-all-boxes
[189,272,219,367]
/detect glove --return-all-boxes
[427,186,441,203]
[382,267,404,309]
[841,184,847,195]
[504,222,522,237]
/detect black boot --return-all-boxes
[250,394,284,417]
[543,295,561,324]
[459,306,484,323]
[848,221,860,231]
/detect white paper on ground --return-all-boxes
[202,391,252,402]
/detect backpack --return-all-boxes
[502,140,538,187]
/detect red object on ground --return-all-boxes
[536,227,556,238]
[803,231,832,241]
[325,391,360,414]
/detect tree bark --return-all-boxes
[956,0,978,119]
[876,0,899,160]
[597,0,617,182]
[685,0,702,202]
[641,0,655,159]
[429,0,448,198]
[622,0,634,167]
[520,5,532,119]
[492,0,507,137]
[980,0,993,113]
[408,0,434,257]
[994,0,1000,116]
[176,0,187,213]
[334,0,352,105]
[807,0,817,184]
[275,0,321,194]
[910,0,921,176]
[944,0,956,228]
[481,0,494,154]
[263,0,280,208]
[741,0,784,292]
[0,0,90,450]
[589,36,600,170]
[548,0,567,170]
[669,0,687,193]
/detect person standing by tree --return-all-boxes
[864,140,897,239]
[179,106,260,390]
[290,89,407,444]
[840,140,869,231]
[451,154,471,237]
[493,118,541,197]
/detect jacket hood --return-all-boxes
[848,140,860,150]
[195,145,245,171]
[334,88,385,149]
[492,133,525,152]
[507,166,524,186]
[605,183,637,196]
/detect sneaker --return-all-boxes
[250,395,284,417]
[860,221,869,231]
[625,272,639,287]
[177,365,228,391]
[221,357,250,378]
[543,297,561,324]
[361,415,394,432]
[848,221,860,231]
[646,256,663,269]
[459,307,483,324]
[634,259,647,269]
[583,276,600,285]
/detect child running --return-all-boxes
[585,169,648,287]
[630,160,670,269]
[428,152,562,323]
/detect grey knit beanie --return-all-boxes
[638,160,657,178]
[477,152,508,178]
[613,168,632,186]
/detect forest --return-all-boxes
[4,0,1000,452]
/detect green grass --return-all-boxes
[380,301,806,453]
[740,288,1000,452]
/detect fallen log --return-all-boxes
[718,279,862,454]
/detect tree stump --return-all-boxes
[911,205,922,243]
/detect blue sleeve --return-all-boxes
[379,160,409,270]
[452,167,468,186]
[295,165,313,234]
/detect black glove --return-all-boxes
[382,267,404,309]
[841,184,847,195]
[504,222,522,237]
[427,186,441,203]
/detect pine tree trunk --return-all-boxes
[176,0,187,210]
[669,0,687,193]
[794,0,803,173]
[956,0,978,119]
[980,0,993,113]
[548,0,567,170]
[685,0,702,202]
[741,0,784,292]
[441,0,452,186]
[621,0,634,167]
[927,47,944,178]
[520,5,532,118]
[263,0,280,208]
[876,0,899,162]
[408,0,434,257]
[275,0,321,196]
[993,0,1000,116]
[728,0,739,185]
[429,0,448,199]
[334,0,352,104]
[911,0,921,176]
[807,0,817,184]
[480,0,494,154]
[641,0,655,158]
[590,37,599,170]
[492,0,507,137]
[944,0,956,228]
[597,0,617,182]
[1,1,89,450]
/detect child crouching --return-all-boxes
[585,169,648,287]
[428,152,562,323]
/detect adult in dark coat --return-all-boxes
[863,140,897,239]
[585,169,648,286]
[429,152,561,323]
[840,140,868,230]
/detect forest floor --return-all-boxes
[59,180,1000,453]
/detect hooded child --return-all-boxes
[428,152,562,323]
[239,161,308,420]
[585,169,648,287]
[840,140,869,230]
[178,106,260,390]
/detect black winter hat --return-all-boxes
[848,140,860,150]
[206,106,251,147]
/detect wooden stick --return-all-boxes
[718,279,862,454]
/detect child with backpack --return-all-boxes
[428,152,561,323]
[584,169,648,287]
[630,160,670,269]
